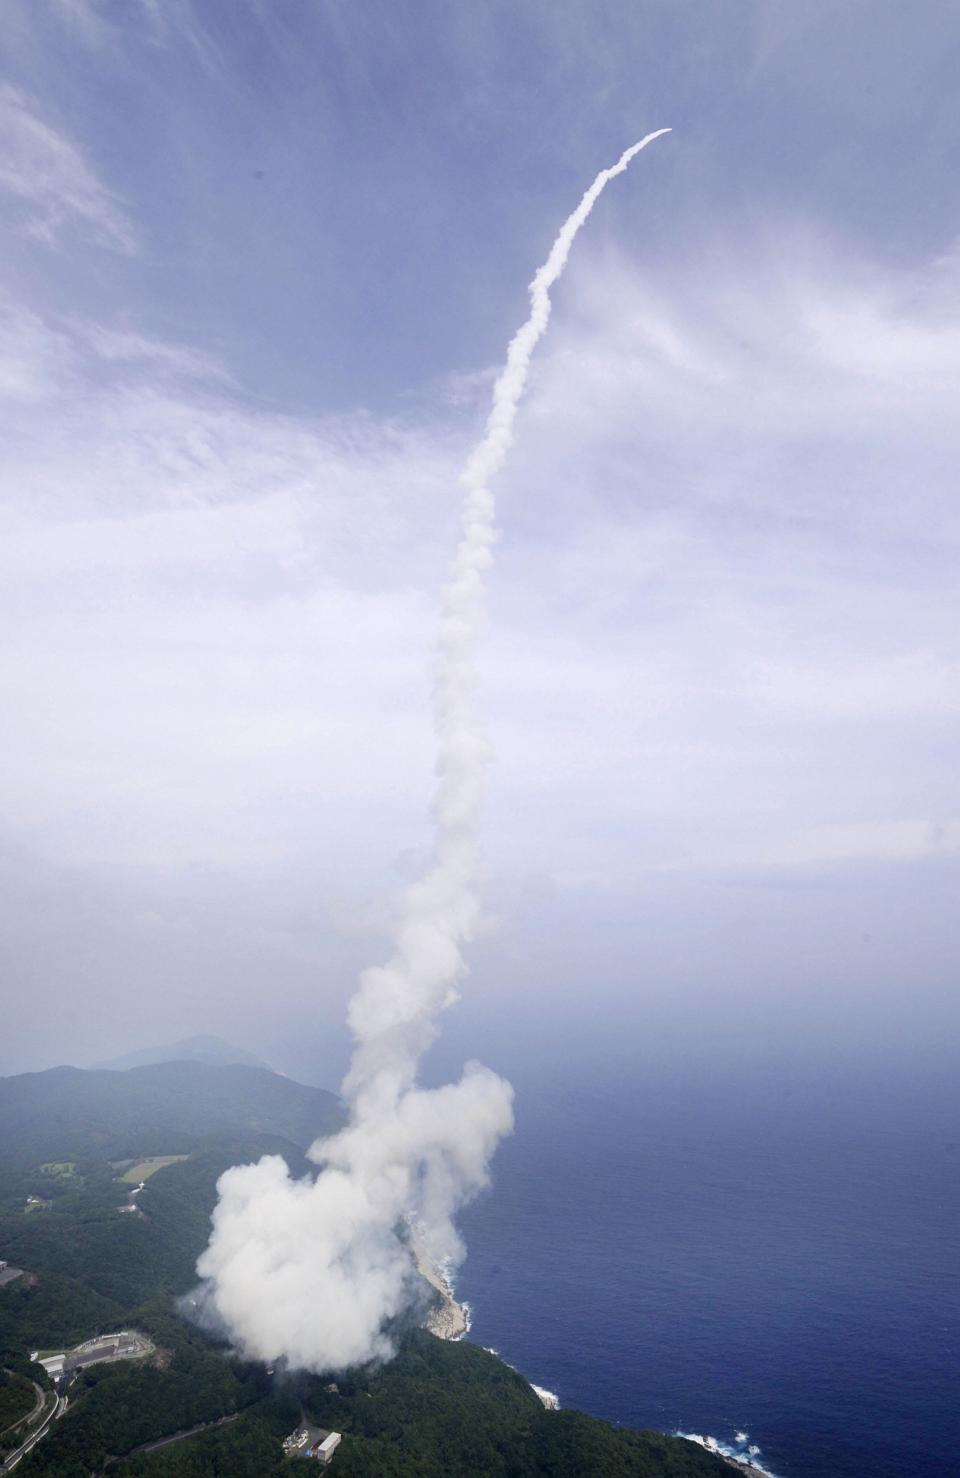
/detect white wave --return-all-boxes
[432,1254,455,1295]
[479,1345,559,1410]
[532,1383,560,1410]
[677,1429,779,1477]
[431,1248,471,1337]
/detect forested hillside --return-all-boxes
[0,1063,731,1477]
[0,1133,310,1352]
[0,1061,343,1167]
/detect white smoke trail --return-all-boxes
[193,130,671,1374]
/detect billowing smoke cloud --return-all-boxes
[192,131,671,1373]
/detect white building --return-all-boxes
[283,1426,342,1464]
[317,1433,342,1464]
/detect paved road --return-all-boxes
[99,1412,239,1472]
[0,1269,23,1289]
[136,1412,239,1454]
[2,1329,159,1472]
[3,1330,155,1472]
[2,1392,67,1472]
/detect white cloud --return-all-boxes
[79,325,233,383]
[469,234,960,882]
[0,203,956,1079]
[0,298,73,399]
[0,318,458,870]
[0,229,957,901]
[680,818,960,874]
[0,84,136,252]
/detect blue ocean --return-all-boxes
[453,1050,959,1478]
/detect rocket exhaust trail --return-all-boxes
[344,128,672,1109]
[194,130,671,1374]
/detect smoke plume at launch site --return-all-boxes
[192,131,671,1373]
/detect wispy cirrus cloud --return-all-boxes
[77,324,235,384]
[0,83,136,252]
[470,232,960,888]
[1,229,958,890]
[0,297,73,399]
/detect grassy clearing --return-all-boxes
[120,1156,189,1184]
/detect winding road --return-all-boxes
[0,1377,44,1444]
[1,1391,68,1472]
[98,1413,239,1473]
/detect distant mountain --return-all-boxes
[0,1060,344,1168]
[93,1034,270,1073]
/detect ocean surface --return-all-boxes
[454,1054,959,1478]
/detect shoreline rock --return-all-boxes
[410,1243,470,1340]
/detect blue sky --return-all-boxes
[1,1,958,1080]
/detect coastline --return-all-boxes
[408,1241,775,1465]
[678,1432,777,1477]
[410,1246,558,1410]
[410,1249,775,1455]
[411,1243,471,1341]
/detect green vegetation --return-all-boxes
[0,1368,36,1435]
[40,1163,78,1180]
[121,1157,190,1184]
[23,1331,731,1478]
[0,1060,343,1169]
[77,1330,734,1478]
[122,1398,298,1477]
[0,1137,311,1353]
[15,1309,277,1476]
[0,1062,732,1477]
[285,1332,730,1478]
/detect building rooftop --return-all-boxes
[282,1425,342,1462]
